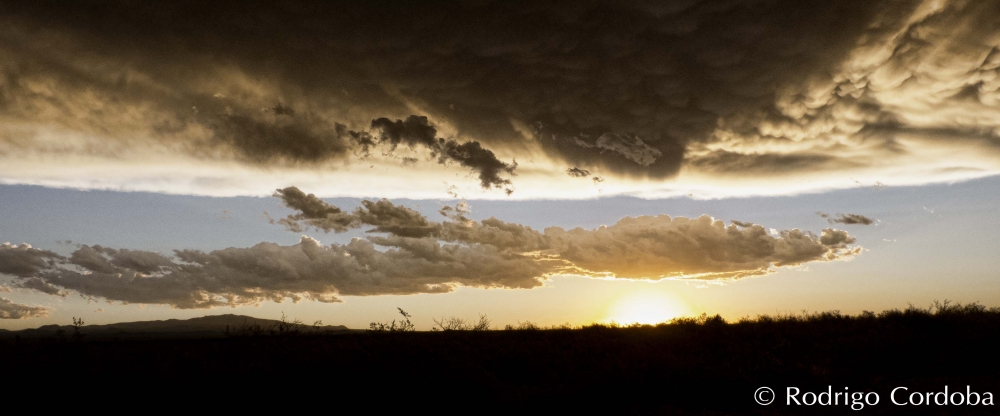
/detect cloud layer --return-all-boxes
[0,298,50,319]
[2,1,1000,198]
[546,216,858,279]
[0,187,861,309]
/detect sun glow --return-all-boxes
[604,292,690,325]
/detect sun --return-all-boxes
[604,292,689,325]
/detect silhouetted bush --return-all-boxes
[224,313,313,337]
[6,301,1000,415]
[503,320,540,331]
[71,317,84,342]
[368,307,415,332]
[433,314,491,331]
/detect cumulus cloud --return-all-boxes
[15,277,69,297]
[545,216,859,279]
[271,187,360,233]
[276,189,860,278]
[272,187,440,237]
[566,167,591,178]
[0,298,51,319]
[357,199,442,238]
[2,1,1000,198]
[0,187,860,308]
[0,243,61,277]
[817,212,877,225]
[16,236,548,309]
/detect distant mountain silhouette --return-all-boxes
[0,314,352,339]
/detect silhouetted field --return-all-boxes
[4,302,1000,415]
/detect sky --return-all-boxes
[1,0,999,329]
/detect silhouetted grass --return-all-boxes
[3,301,1000,414]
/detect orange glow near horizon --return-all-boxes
[603,291,691,325]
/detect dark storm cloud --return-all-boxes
[817,212,876,225]
[366,116,516,190]
[0,298,50,319]
[207,113,352,165]
[566,167,591,178]
[10,0,994,193]
[0,0,520,191]
[570,133,664,167]
[686,151,847,175]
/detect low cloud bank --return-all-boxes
[0,298,51,319]
[0,187,860,308]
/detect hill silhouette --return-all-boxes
[0,314,351,339]
[2,303,998,414]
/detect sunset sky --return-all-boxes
[2,0,999,329]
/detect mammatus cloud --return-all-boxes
[0,298,51,319]
[2,1,1000,198]
[817,212,877,225]
[571,133,664,168]
[0,187,860,308]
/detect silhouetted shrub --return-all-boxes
[226,319,267,337]
[273,312,304,336]
[71,317,85,342]
[433,314,491,331]
[503,320,540,331]
[225,313,311,337]
[368,307,415,332]
[5,301,1000,415]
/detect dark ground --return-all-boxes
[4,304,999,414]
